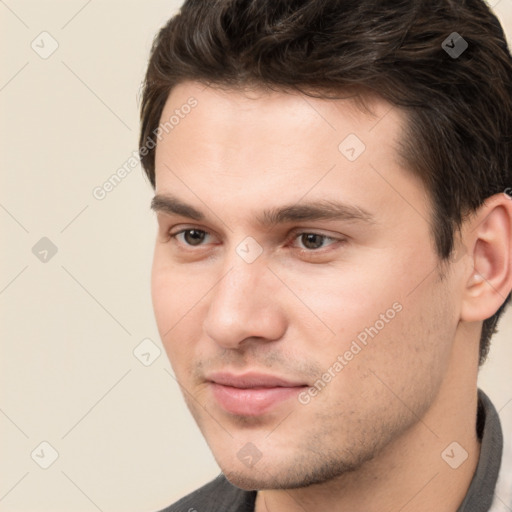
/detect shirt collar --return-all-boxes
[456,389,503,511]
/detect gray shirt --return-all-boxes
[160,389,503,512]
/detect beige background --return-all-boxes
[1,1,511,511]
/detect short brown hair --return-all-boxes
[139,0,512,364]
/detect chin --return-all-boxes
[222,469,305,491]
[220,455,361,491]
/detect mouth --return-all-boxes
[206,372,309,416]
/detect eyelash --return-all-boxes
[165,227,344,255]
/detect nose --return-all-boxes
[202,250,287,350]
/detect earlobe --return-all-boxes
[460,193,512,323]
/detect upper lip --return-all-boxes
[207,372,308,389]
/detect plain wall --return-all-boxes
[1,1,511,510]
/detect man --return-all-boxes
[139,0,512,510]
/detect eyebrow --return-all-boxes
[150,193,376,228]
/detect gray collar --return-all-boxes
[456,389,503,511]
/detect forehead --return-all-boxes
[159,80,400,138]
[155,81,407,173]
[152,80,423,230]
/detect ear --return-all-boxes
[460,192,512,323]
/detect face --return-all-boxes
[151,81,459,489]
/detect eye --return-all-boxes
[171,228,213,246]
[166,227,343,254]
[293,232,336,250]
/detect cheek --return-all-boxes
[304,257,454,396]
[151,256,189,358]
[151,256,173,332]
[291,261,402,353]
[349,280,453,404]
[151,252,211,379]
[151,248,197,327]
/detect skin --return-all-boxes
[150,80,512,511]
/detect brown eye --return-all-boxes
[167,227,217,248]
[299,233,330,250]
[182,229,207,246]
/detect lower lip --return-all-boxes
[210,383,306,416]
